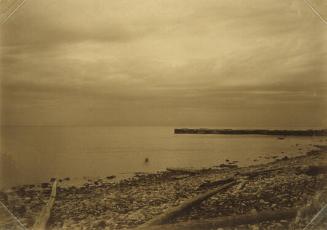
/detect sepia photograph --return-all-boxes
[1,0,327,229]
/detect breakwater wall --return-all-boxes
[174,128,327,136]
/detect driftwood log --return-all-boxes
[138,208,298,230]
[303,204,327,230]
[300,165,327,176]
[139,180,237,228]
[33,180,57,230]
[240,164,327,179]
[239,167,284,178]
[197,177,234,190]
[166,167,206,175]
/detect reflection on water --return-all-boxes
[0,126,325,189]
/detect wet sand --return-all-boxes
[1,145,327,229]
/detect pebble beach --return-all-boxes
[1,145,327,229]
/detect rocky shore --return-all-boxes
[1,145,327,229]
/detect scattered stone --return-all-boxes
[106,175,116,180]
[250,209,257,215]
[94,220,106,228]
[1,144,326,229]
[12,205,26,216]
[219,163,238,169]
[41,183,49,188]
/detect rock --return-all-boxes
[13,205,26,216]
[281,156,289,161]
[219,163,238,169]
[301,165,327,176]
[0,191,8,203]
[41,182,49,188]
[106,175,116,180]
[250,208,257,215]
[16,188,26,196]
[249,224,259,230]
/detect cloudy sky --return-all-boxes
[1,0,326,128]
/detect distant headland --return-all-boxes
[174,128,327,136]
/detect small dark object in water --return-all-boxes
[278,137,285,140]
[145,157,149,163]
[64,177,70,181]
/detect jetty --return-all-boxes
[174,128,327,136]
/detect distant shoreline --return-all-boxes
[174,128,327,136]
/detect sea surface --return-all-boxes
[0,126,326,189]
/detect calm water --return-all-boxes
[0,126,326,188]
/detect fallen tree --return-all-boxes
[299,165,327,176]
[139,180,237,228]
[138,208,298,230]
[197,176,234,190]
[239,167,284,179]
[33,180,57,230]
[166,167,208,175]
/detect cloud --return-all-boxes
[1,0,326,126]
